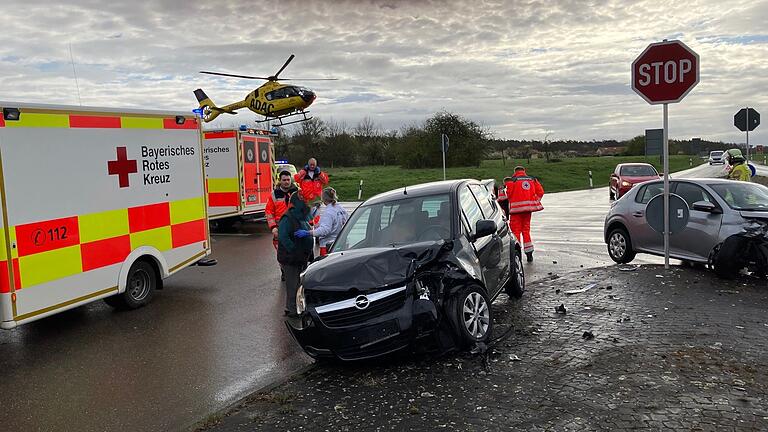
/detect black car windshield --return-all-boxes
[711,151,723,156]
[620,165,657,176]
[709,182,768,211]
[332,194,452,251]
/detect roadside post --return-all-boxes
[441,133,449,181]
[734,107,760,161]
[588,170,593,188]
[632,39,699,269]
[358,179,363,200]
[689,157,692,167]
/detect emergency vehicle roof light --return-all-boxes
[175,115,185,125]
[3,108,20,121]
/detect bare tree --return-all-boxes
[543,131,553,162]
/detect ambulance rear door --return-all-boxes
[240,135,273,215]
[203,131,242,220]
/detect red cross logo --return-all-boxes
[107,147,138,188]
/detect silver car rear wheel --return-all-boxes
[609,232,626,258]
[607,227,636,264]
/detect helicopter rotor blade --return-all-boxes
[199,71,270,80]
[273,54,295,79]
[276,78,339,81]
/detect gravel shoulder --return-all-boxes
[200,264,768,432]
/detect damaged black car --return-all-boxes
[286,180,525,361]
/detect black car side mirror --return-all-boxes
[471,219,496,241]
[692,200,722,214]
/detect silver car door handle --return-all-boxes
[632,211,644,217]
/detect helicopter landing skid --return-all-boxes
[257,111,313,127]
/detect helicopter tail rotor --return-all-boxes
[194,89,236,123]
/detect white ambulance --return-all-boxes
[203,129,275,224]
[0,101,210,329]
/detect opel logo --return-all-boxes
[354,295,370,310]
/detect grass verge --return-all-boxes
[325,155,703,201]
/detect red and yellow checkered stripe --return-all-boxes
[0,113,198,129]
[206,178,240,207]
[0,197,206,292]
[204,131,240,208]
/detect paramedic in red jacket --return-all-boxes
[294,158,329,203]
[266,170,298,249]
[496,176,511,217]
[505,166,544,262]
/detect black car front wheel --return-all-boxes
[607,227,636,264]
[448,285,493,348]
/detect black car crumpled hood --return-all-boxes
[302,240,446,292]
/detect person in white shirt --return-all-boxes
[294,187,348,256]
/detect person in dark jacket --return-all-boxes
[277,193,314,316]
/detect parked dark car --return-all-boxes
[286,180,525,361]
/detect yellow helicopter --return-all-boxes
[194,54,336,126]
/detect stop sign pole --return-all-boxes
[632,39,700,269]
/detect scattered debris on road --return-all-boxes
[565,283,597,295]
[555,304,567,314]
[582,331,595,340]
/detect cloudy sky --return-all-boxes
[1,0,766,143]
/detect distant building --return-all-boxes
[596,146,626,156]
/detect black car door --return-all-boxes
[469,184,510,294]
[458,184,504,294]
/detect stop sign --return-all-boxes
[632,40,699,105]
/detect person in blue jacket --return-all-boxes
[277,192,313,317]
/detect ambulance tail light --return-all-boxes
[3,107,20,121]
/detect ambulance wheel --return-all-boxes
[105,260,157,310]
[211,218,236,232]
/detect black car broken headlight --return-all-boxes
[415,279,431,300]
[296,285,306,314]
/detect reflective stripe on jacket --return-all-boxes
[295,167,329,202]
[506,172,544,214]
[497,186,508,202]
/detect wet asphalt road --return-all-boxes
[0,226,310,432]
[0,162,717,431]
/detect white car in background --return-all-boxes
[708,150,725,165]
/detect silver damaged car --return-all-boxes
[604,178,768,276]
